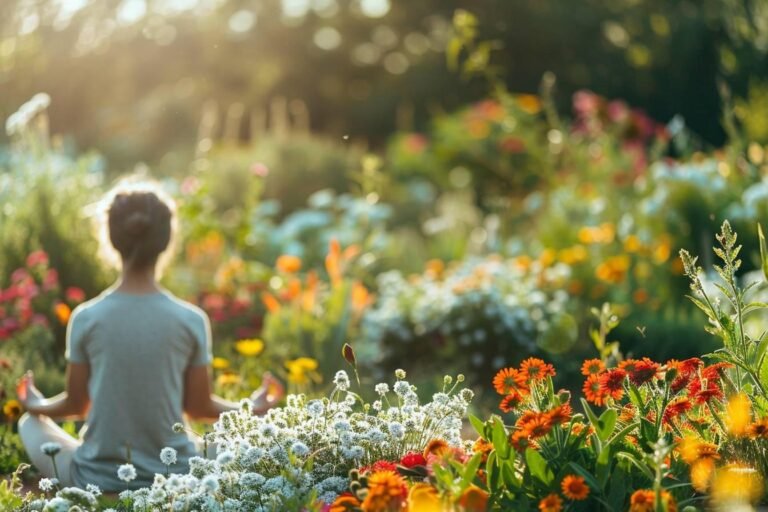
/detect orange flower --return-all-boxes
[545,403,572,426]
[619,404,636,423]
[473,438,494,463]
[626,358,660,386]
[493,368,529,396]
[539,493,562,512]
[561,474,589,500]
[517,412,552,439]
[360,471,407,512]
[629,489,676,512]
[330,492,362,512]
[276,255,302,273]
[598,369,626,400]
[261,292,281,313]
[583,374,607,406]
[519,358,556,382]
[509,430,535,451]
[663,397,691,425]
[748,418,768,439]
[500,391,524,413]
[688,377,723,405]
[423,439,450,459]
[3,399,22,421]
[54,302,71,325]
[351,282,372,312]
[580,358,604,376]
[457,485,489,511]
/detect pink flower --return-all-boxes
[65,287,86,304]
[607,100,629,123]
[10,268,30,284]
[180,176,201,195]
[43,269,59,291]
[31,314,49,328]
[250,163,269,177]
[573,90,602,118]
[26,250,49,268]
[403,134,428,154]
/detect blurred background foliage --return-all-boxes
[2,0,768,175]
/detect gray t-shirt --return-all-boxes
[65,289,212,491]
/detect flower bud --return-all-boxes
[342,343,356,367]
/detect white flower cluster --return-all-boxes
[361,257,571,367]
[119,370,471,511]
[26,486,99,512]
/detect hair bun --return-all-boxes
[124,212,151,236]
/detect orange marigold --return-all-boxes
[581,358,605,376]
[583,374,607,406]
[493,367,529,396]
[561,474,589,500]
[360,471,408,512]
[276,254,302,273]
[519,357,555,382]
[539,493,563,512]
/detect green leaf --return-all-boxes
[525,448,554,486]
[759,223,768,283]
[487,451,499,490]
[567,461,601,492]
[491,417,510,460]
[460,452,484,490]
[596,409,618,441]
[469,414,487,438]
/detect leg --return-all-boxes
[18,413,81,486]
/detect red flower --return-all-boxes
[688,378,723,405]
[360,460,398,474]
[26,250,49,268]
[701,362,733,380]
[400,452,427,468]
[627,358,660,386]
[663,397,692,425]
[598,369,627,400]
[545,403,573,425]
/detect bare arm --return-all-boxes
[183,366,285,422]
[17,363,91,420]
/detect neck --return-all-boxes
[117,264,160,294]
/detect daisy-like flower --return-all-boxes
[701,362,733,380]
[580,358,604,376]
[598,369,626,400]
[499,391,524,413]
[492,368,529,396]
[38,478,57,492]
[517,412,552,439]
[519,357,555,382]
[663,396,692,425]
[539,493,563,512]
[748,418,768,439]
[688,377,724,405]
[360,471,407,512]
[561,474,589,500]
[545,403,572,425]
[582,374,607,406]
[629,489,676,512]
[625,358,660,386]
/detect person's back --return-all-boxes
[68,289,210,489]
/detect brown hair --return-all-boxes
[95,179,177,273]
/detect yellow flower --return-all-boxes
[285,357,320,385]
[726,393,751,437]
[623,235,642,253]
[216,372,242,387]
[235,339,264,357]
[517,94,542,115]
[3,399,22,421]
[212,357,230,370]
[710,464,763,505]
[407,483,441,512]
[276,255,302,274]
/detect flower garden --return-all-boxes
[4,3,768,511]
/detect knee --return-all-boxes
[17,412,45,444]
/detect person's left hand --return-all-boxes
[16,371,45,411]
[249,373,285,414]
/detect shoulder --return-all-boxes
[161,292,210,327]
[69,292,110,325]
